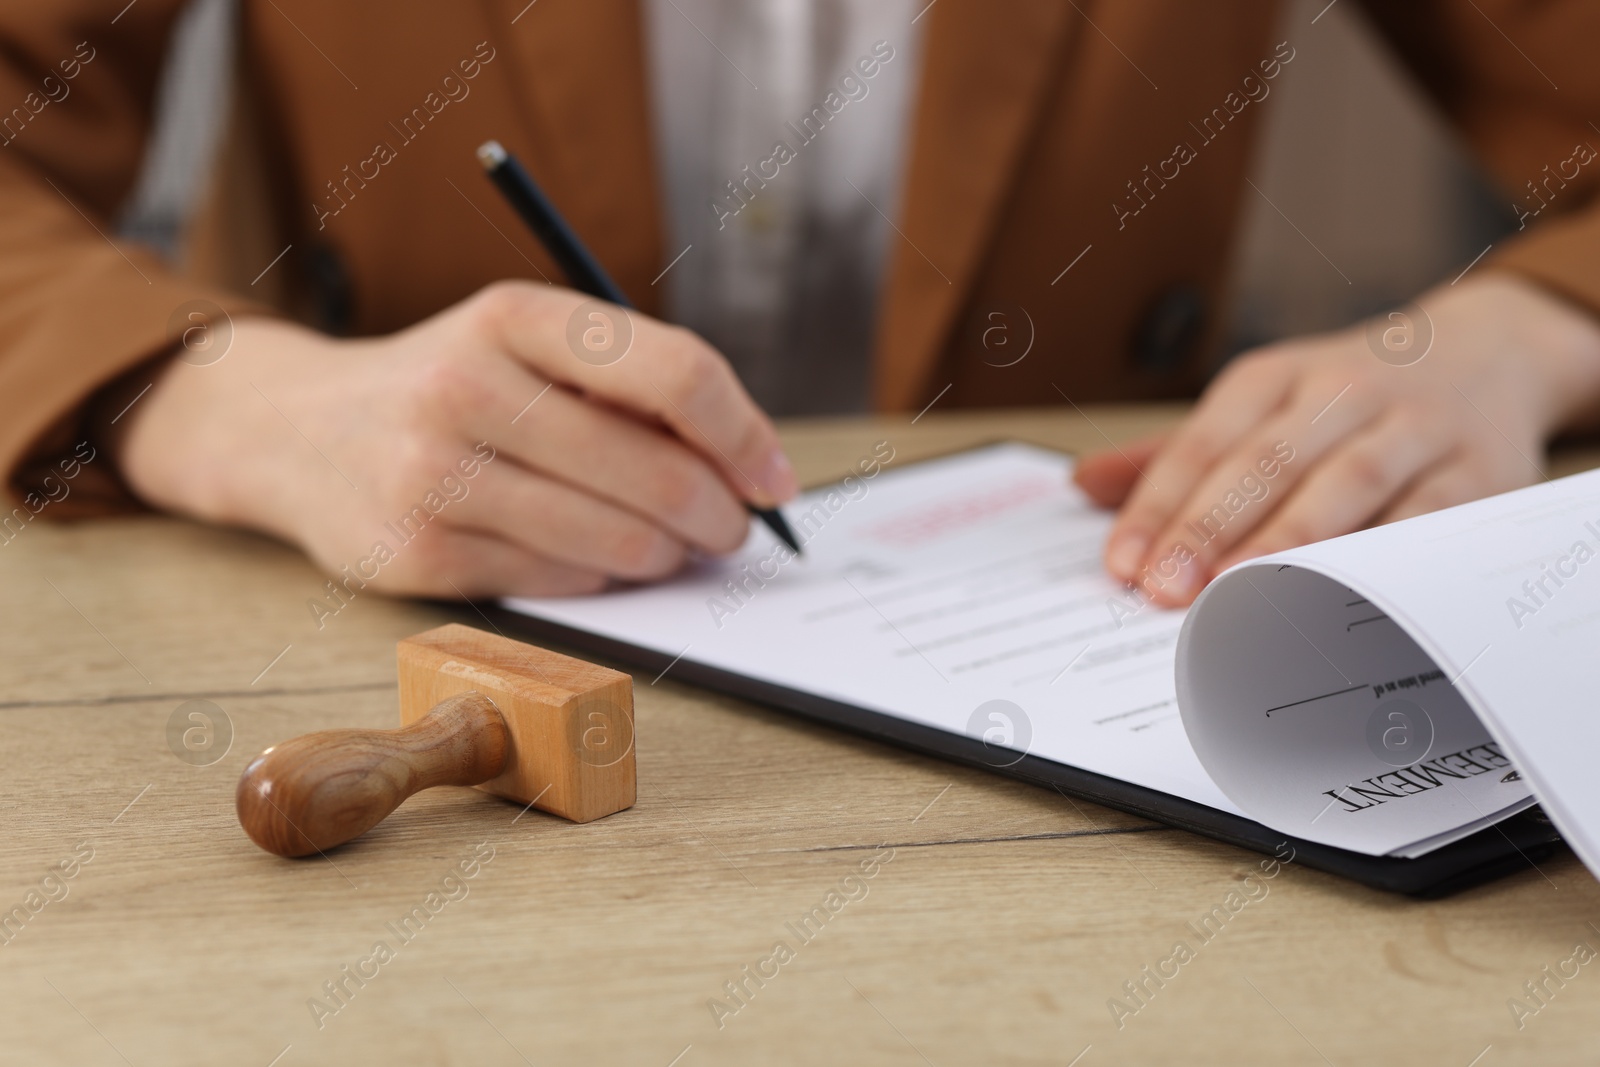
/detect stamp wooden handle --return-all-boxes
[236,692,510,858]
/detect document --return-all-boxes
[504,442,1599,871]
[508,443,1238,815]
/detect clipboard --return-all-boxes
[482,445,1567,896]
[486,602,1563,896]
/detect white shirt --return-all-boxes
[644,0,924,415]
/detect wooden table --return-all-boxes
[4,405,1598,1066]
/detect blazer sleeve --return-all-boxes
[0,2,271,520]
[1359,0,1600,313]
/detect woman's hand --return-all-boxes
[1074,274,1600,606]
[106,281,797,598]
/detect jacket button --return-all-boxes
[1132,285,1205,373]
[307,243,354,336]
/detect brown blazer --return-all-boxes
[4,0,1600,516]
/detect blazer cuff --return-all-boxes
[1487,207,1600,325]
[0,244,274,522]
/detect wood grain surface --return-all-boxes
[2,405,1598,1066]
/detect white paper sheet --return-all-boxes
[1178,471,1600,865]
[1176,565,1534,856]
[506,443,1240,815]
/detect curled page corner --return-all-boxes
[1176,468,1600,872]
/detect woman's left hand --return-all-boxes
[1073,274,1600,607]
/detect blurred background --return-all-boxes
[119,0,1517,372]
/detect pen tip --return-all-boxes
[751,507,803,556]
[476,140,508,169]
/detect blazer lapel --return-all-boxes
[873,0,1076,410]
[482,0,665,311]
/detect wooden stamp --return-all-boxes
[236,623,635,857]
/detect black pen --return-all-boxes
[476,139,802,557]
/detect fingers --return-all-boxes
[481,283,798,507]
[1073,434,1167,509]
[380,526,607,600]
[1213,413,1457,572]
[1136,382,1394,600]
[459,356,750,555]
[452,460,695,581]
[1105,353,1299,580]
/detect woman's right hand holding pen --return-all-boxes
[100,281,799,597]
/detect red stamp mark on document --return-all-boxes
[861,477,1056,548]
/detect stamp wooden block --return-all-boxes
[397,623,636,823]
